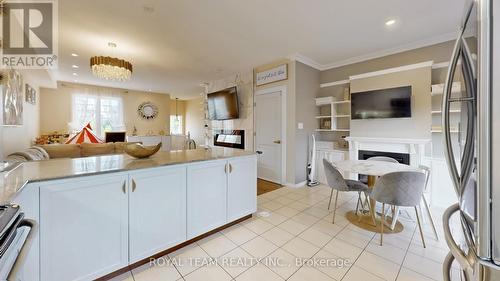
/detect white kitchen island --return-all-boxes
[4,148,257,281]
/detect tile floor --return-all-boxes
[111,184,464,281]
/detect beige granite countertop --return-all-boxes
[0,148,255,204]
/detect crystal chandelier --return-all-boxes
[90,43,132,81]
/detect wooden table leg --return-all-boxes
[367,175,377,225]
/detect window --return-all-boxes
[72,94,124,137]
[170,115,183,135]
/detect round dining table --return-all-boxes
[333,159,421,232]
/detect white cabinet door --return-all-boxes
[187,160,227,239]
[10,183,39,281]
[128,166,187,263]
[316,150,347,184]
[40,174,128,281]
[227,156,257,222]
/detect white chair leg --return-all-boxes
[414,206,426,248]
[422,195,439,240]
[332,190,339,224]
[327,188,334,210]
[389,207,401,230]
[380,203,385,246]
[355,192,362,215]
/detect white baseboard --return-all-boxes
[285,181,307,188]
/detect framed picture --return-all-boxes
[2,70,23,126]
[25,83,37,105]
[256,64,288,86]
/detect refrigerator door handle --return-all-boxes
[442,33,464,196]
[458,39,477,196]
[443,204,476,275]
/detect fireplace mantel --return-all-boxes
[345,137,430,145]
[345,137,431,172]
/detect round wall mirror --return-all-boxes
[137,102,159,120]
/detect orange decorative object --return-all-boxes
[65,123,104,144]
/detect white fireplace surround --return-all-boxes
[345,137,430,169]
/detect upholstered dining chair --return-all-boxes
[370,171,427,248]
[419,165,439,240]
[323,159,370,224]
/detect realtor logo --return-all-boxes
[1,0,58,69]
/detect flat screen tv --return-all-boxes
[351,86,412,120]
[207,86,239,120]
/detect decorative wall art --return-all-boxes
[137,102,159,120]
[256,64,288,86]
[2,70,23,126]
[25,83,37,105]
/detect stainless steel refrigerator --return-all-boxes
[442,0,500,280]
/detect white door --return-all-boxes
[40,174,128,281]
[255,91,282,184]
[128,166,187,263]
[186,159,227,239]
[227,156,257,221]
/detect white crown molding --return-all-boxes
[289,31,458,72]
[349,61,433,80]
[432,61,450,69]
[288,53,323,70]
[320,79,350,88]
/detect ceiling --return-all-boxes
[54,0,466,99]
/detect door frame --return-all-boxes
[254,85,287,185]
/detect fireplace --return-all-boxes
[358,150,410,182]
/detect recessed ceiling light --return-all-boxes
[72,73,78,76]
[385,19,396,26]
[71,53,79,57]
[72,65,79,69]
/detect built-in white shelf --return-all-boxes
[431,109,461,114]
[315,96,351,134]
[431,82,462,96]
[315,129,351,132]
[332,100,351,105]
[320,79,350,88]
[431,128,459,133]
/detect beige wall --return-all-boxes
[39,82,171,136]
[320,40,455,83]
[185,97,205,146]
[349,66,432,140]
[318,41,454,148]
[0,70,42,157]
[294,62,320,183]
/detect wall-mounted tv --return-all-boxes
[351,86,412,120]
[207,86,239,120]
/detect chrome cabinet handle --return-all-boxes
[256,151,263,154]
[224,163,228,174]
[229,164,233,173]
[132,179,137,192]
[122,181,126,194]
[442,31,464,196]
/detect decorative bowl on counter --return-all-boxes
[124,143,162,159]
